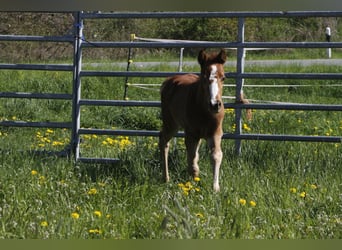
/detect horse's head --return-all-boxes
[198,49,227,113]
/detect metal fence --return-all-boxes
[1,11,342,163]
[0,14,76,158]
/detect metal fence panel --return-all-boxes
[74,11,342,162]
[1,11,342,163]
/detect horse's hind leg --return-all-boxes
[185,135,201,179]
[207,135,223,192]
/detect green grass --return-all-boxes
[0,62,341,239]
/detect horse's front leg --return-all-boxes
[159,129,175,183]
[159,109,179,183]
[159,137,170,182]
[185,135,201,179]
[207,134,223,192]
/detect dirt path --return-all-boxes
[86,59,342,69]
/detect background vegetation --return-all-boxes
[0,12,341,239]
[1,12,342,61]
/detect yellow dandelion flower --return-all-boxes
[225,108,234,114]
[88,188,97,195]
[195,213,204,218]
[299,191,306,198]
[249,200,257,207]
[184,181,192,189]
[194,177,200,182]
[43,138,51,143]
[183,190,189,196]
[31,170,38,176]
[71,212,80,219]
[243,123,251,131]
[58,179,68,187]
[39,175,46,184]
[106,137,114,144]
[290,187,297,193]
[310,184,317,190]
[83,135,92,140]
[40,221,48,227]
[46,129,54,134]
[97,182,106,187]
[89,229,102,234]
[239,198,247,206]
[94,210,102,217]
[52,141,64,146]
[177,183,185,188]
[119,137,133,150]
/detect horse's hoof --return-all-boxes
[213,184,220,192]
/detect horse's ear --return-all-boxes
[216,49,227,64]
[198,49,207,65]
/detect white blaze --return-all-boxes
[209,65,219,105]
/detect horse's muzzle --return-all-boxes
[210,100,222,113]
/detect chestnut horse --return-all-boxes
[159,49,227,192]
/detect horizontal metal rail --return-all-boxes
[80,71,182,78]
[0,64,73,71]
[79,99,160,107]
[78,128,341,143]
[232,72,342,80]
[134,83,342,88]
[0,92,72,100]
[81,41,342,49]
[78,99,342,112]
[79,128,162,137]
[80,11,342,19]
[0,34,74,42]
[80,70,342,80]
[77,157,120,164]
[0,121,72,128]
[228,103,342,111]
[224,133,341,143]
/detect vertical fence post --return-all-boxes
[178,47,184,72]
[325,26,332,58]
[234,17,245,155]
[71,11,83,161]
[123,33,135,100]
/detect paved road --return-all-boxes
[86,59,342,69]
[237,59,342,67]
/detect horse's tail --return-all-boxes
[239,93,252,121]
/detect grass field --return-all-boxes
[0,60,341,239]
